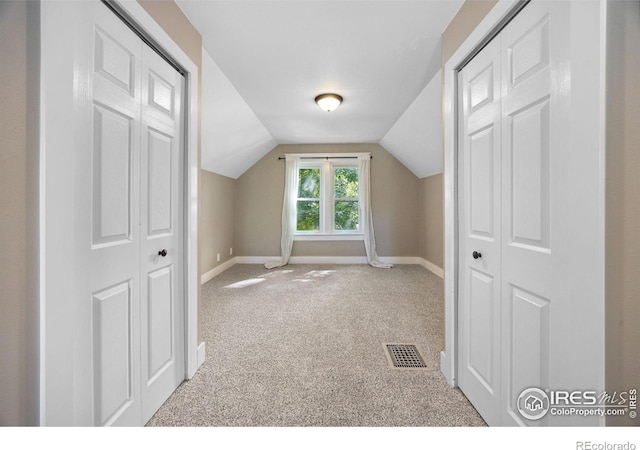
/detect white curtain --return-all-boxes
[359,154,393,269]
[265,154,299,269]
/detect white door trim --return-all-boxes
[38,0,200,425]
[441,0,606,403]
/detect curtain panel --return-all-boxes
[264,154,299,269]
[359,154,393,268]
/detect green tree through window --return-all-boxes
[296,168,320,231]
[334,167,359,231]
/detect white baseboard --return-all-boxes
[206,256,443,279]
[200,257,237,285]
[234,256,270,264]
[236,255,369,264]
[417,257,444,278]
[197,341,206,368]
[291,256,368,264]
[440,350,455,387]
[379,256,420,265]
[237,256,427,265]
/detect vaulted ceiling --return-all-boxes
[177,0,463,179]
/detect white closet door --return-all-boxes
[499,1,570,426]
[63,0,184,426]
[139,44,185,424]
[457,36,503,426]
[458,0,572,426]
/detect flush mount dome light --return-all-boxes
[315,93,343,112]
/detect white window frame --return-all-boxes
[294,158,364,241]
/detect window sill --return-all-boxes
[294,233,364,241]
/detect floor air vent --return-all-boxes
[384,344,427,369]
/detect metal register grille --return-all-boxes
[385,344,427,369]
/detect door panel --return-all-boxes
[148,70,175,116]
[509,98,550,250]
[92,281,135,426]
[468,270,496,391]
[504,285,550,426]
[147,266,175,381]
[509,16,549,88]
[500,1,568,426]
[147,128,174,236]
[85,2,143,427]
[469,66,494,113]
[140,44,184,424]
[457,36,502,427]
[92,104,134,247]
[469,126,496,239]
[94,27,136,95]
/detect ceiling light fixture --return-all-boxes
[315,93,343,112]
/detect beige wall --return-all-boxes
[417,173,444,268]
[0,1,40,426]
[138,1,202,68]
[201,170,236,272]
[441,1,497,64]
[235,144,419,258]
[605,0,640,426]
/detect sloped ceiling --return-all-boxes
[179,1,462,179]
[201,49,277,179]
[380,69,443,179]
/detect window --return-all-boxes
[295,160,361,239]
[333,167,359,231]
[296,167,321,231]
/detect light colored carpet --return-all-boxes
[147,264,486,427]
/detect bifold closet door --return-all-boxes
[457,1,570,426]
[74,1,185,426]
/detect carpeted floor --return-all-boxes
[147,264,486,426]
